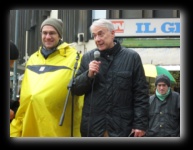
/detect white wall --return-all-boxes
[50,10,58,18]
[133,48,180,66]
[92,10,106,19]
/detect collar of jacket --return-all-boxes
[100,39,121,59]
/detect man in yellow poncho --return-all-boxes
[10,18,84,137]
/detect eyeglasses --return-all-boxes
[92,29,113,39]
[92,31,105,39]
[41,31,58,36]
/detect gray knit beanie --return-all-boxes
[155,74,171,87]
[40,18,63,38]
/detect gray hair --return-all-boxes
[90,18,115,32]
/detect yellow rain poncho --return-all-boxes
[10,42,84,137]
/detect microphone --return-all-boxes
[93,51,100,75]
[94,50,100,61]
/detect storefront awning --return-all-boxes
[160,65,180,71]
[134,48,180,66]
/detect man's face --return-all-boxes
[41,25,60,50]
[91,26,115,51]
[156,82,169,95]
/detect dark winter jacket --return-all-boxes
[72,40,149,137]
[146,91,180,137]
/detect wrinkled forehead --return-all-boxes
[91,26,109,34]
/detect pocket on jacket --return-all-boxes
[116,71,132,90]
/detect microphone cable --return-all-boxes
[87,50,100,136]
[87,75,96,137]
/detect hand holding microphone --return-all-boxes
[88,51,101,77]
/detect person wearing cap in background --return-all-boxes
[10,18,84,137]
[10,41,19,122]
[146,74,180,137]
